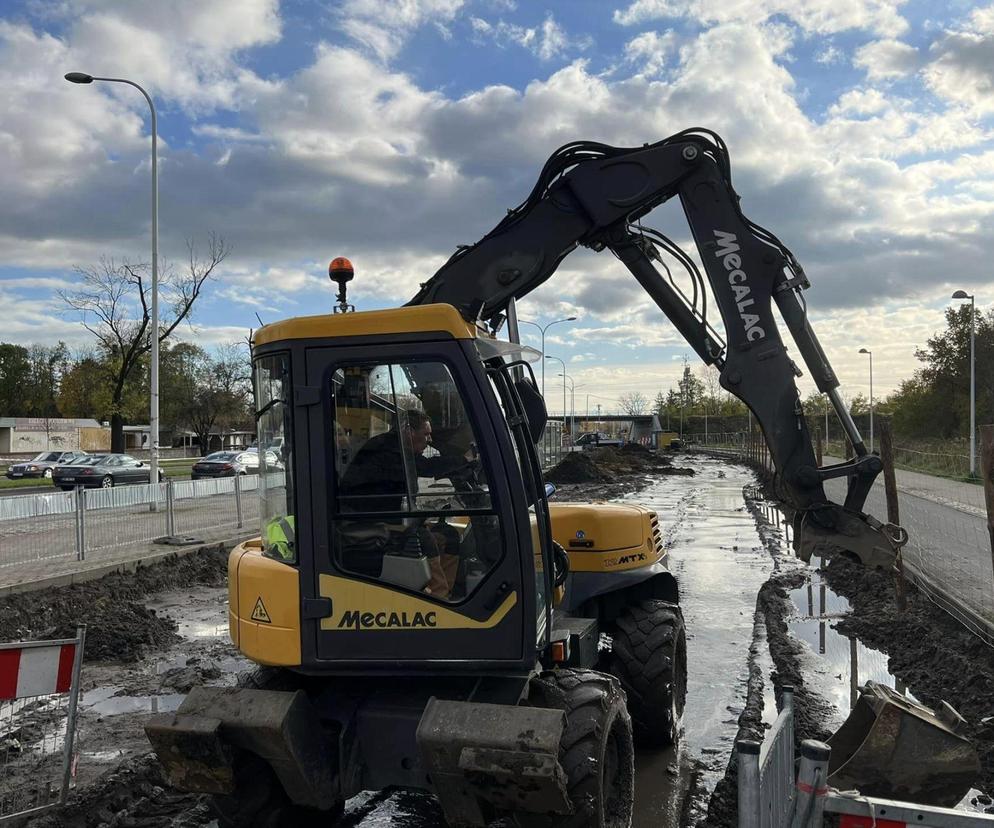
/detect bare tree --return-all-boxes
[60,233,230,451]
[618,391,649,416]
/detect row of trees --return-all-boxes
[0,340,252,453]
[614,303,990,443]
[2,233,251,452]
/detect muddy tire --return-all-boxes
[609,600,687,747]
[211,753,342,828]
[515,669,634,828]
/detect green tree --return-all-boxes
[60,234,230,452]
[0,343,32,415]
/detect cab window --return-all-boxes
[329,361,501,603]
[255,353,295,562]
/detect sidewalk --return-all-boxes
[823,455,986,518]
[0,529,253,597]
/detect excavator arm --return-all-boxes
[409,129,906,565]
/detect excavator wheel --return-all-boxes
[609,600,687,747]
[210,667,343,828]
[515,669,634,828]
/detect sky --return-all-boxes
[2,0,993,414]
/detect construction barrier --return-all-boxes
[0,626,86,821]
[737,684,994,828]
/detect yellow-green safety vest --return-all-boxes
[265,515,296,561]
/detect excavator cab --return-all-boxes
[239,304,556,670]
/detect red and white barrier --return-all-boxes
[0,640,78,700]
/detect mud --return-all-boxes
[547,446,693,493]
[0,545,229,663]
[824,556,994,803]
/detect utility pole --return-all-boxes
[952,291,976,476]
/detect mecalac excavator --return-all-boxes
[147,129,974,827]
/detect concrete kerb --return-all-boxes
[0,532,256,598]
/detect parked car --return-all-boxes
[53,453,164,489]
[5,451,89,480]
[191,450,279,479]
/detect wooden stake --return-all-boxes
[880,417,905,611]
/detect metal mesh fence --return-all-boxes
[0,476,260,570]
[0,693,73,818]
[82,483,169,555]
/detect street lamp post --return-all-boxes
[858,348,873,453]
[518,316,576,397]
[952,290,977,476]
[66,72,160,490]
[545,355,568,442]
[558,373,577,437]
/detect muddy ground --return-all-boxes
[0,546,231,662]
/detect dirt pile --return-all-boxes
[0,544,229,662]
[825,557,994,801]
[546,446,695,487]
[545,452,610,484]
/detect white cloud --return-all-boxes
[612,0,909,36]
[339,0,465,61]
[853,38,920,81]
[624,30,678,75]
[470,13,590,61]
[922,4,994,114]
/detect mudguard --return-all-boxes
[145,686,338,810]
[828,681,980,807]
[417,698,570,826]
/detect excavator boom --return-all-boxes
[410,129,906,564]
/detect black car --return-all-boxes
[6,451,89,480]
[191,450,279,479]
[53,453,165,489]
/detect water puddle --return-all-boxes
[786,562,914,726]
[81,685,185,716]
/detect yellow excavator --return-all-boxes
[147,130,919,827]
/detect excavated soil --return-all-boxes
[0,545,229,662]
[825,557,994,802]
[546,445,694,490]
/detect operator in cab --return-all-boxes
[339,408,477,598]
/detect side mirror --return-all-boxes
[513,376,548,444]
[544,482,557,499]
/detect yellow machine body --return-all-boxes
[548,503,665,573]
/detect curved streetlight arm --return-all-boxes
[65,72,160,488]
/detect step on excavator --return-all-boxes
[146,130,968,827]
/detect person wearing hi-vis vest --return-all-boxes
[265,514,296,561]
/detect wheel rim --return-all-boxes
[101,476,113,488]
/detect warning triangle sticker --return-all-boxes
[251,597,272,624]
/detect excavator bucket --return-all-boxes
[794,508,907,570]
[827,682,980,807]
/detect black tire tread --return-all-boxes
[520,669,634,828]
[609,600,686,746]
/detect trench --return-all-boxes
[747,496,992,814]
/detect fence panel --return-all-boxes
[0,490,77,567]
[0,627,85,822]
[82,482,169,555]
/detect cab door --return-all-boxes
[299,340,532,668]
